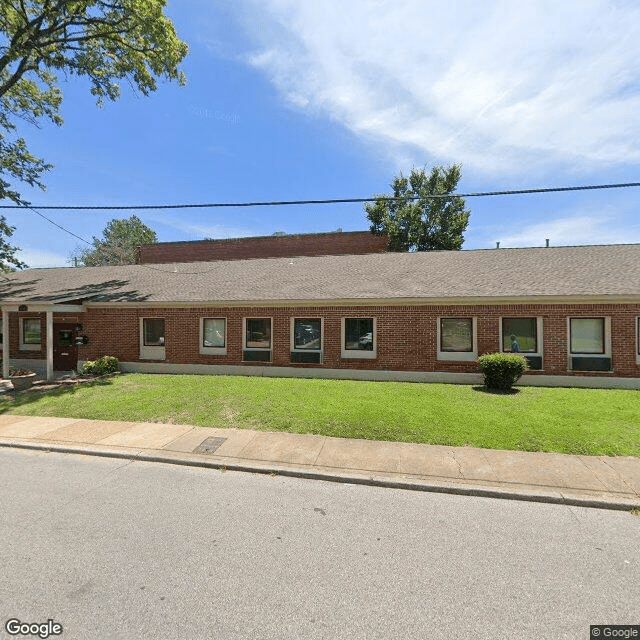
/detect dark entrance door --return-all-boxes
[53,323,77,370]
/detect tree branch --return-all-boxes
[0,54,37,96]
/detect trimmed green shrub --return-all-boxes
[478,353,528,392]
[81,355,119,376]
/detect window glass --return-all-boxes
[440,318,473,352]
[23,318,41,344]
[345,318,373,351]
[203,318,225,348]
[502,318,537,353]
[143,318,165,346]
[570,318,604,354]
[58,330,73,347]
[246,318,271,349]
[294,319,321,350]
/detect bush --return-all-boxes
[478,353,528,392]
[81,355,119,376]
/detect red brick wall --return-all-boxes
[5,313,86,362]
[8,313,46,360]
[66,302,640,378]
[137,231,389,264]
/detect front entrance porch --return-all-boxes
[1,304,85,381]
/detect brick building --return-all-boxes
[2,243,640,388]
[137,230,389,264]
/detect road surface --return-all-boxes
[0,448,638,639]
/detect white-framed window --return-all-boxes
[567,317,611,371]
[243,317,272,362]
[200,318,227,356]
[19,317,41,351]
[341,317,376,359]
[290,318,323,352]
[500,317,544,369]
[140,317,165,360]
[437,317,477,361]
[569,318,607,354]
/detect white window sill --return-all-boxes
[19,343,41,351]
[140,346,165,360]
[570,353,608,357]
[200,347,227,356]
[502,351,542,356]
[437,351,477,361]
[341,350,377,359]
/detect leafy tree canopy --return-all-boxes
[0,214,26,270]
[0,0,188,204]
[74,214,157,265]
[365,164,470,252]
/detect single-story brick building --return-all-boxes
[2,242,640,388]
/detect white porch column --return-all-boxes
[2,308,9,379]
[46,311,53,381]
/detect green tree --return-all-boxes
[0,214,26,270]
[365,164,470,252]
[0,0,188,205]
[74,215,157,265]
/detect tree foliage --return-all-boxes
[365,164,470,252]
[0,214,26,270]
[74,214,157,265]
[0,0,188,204]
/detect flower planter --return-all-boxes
[10,373,38,391]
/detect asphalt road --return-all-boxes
[0,448,638,640]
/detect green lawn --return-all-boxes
[1,373,639,457]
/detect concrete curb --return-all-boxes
[2,438,638,513]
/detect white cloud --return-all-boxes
[233,0,640,176]
[489,214,640,248]
[17,248,70,268]
[178,223,256,239]
[150,215,255,240]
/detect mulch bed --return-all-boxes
[2,373,119,394]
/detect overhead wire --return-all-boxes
[2,180,640,210]
[10,179,640,274]
[21,203,201,274]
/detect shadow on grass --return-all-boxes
[0,377,115,413]
[472,385,521,396]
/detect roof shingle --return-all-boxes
[1,244,639,304]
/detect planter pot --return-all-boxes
[10,373,37,391]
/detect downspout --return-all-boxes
[2,308,8,379]
[46,311,53,381]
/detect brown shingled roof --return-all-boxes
[1,244,640,305]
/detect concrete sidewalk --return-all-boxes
[0,414,639,511]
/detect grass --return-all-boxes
[1,373,639,457]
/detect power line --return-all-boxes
[24,204,92,245]
[22,204,214,274]
[14,178,640,275]
[3,181,640,210]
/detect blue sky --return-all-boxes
[6,0,640,267]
